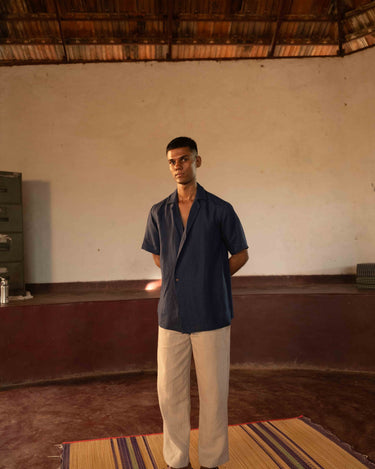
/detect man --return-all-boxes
[142,137,248,469]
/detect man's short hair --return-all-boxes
[166,137,198,155]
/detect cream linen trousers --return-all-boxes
[157,325,231,469]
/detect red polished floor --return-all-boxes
[1,368,375,469]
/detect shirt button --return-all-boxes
[175,278,179,282]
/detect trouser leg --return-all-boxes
[157,326,192,468]
[191,326,231,468]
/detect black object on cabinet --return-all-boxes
[0,171,25,295]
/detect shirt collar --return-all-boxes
[167,183,207,204]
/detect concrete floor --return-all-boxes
[1,368,375,469]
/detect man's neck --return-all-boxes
[177,180,197,203]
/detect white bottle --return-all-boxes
[0,277,9,304]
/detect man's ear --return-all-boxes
[196,155,202,168]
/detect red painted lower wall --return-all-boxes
[231,294,375,370]
[1,278,375,386]
[1,298,159,385]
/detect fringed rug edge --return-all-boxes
[301,416,375,469]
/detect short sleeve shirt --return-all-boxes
[142,183,248,333]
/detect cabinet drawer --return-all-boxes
[0,172,21,204]
[0,205,23,232]
[0,261,24,294]
[0,233,23,262]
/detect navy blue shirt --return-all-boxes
[142,183,248,333]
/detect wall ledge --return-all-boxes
[26,274,356,295]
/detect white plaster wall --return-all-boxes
[1,49,375,282]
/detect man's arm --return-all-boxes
[229,249,249,276]
[152,254,161,268]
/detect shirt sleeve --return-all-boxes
[141,207,160,255]
[220,203,248,255]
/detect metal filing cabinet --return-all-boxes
[0,171,25,295]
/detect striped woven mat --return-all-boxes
[61,416,375,469]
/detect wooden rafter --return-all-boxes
[268,0,286,57]
[336,0,345,56]
[0,13,343,23]
[1,0,375,64]
[0,36,340,46]
[167,0,174,60]
[53,0,68,62]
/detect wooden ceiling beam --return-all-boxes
[268,0,286,57]
[1,2,375,23]
[0,38,63,44]
[52,0,68,62]
[166,0,173,59]
[345,1,375,18]
[164,14,333,22]
[336,0,345,56]
[0,13,338,23]
[0,36,339,46]
[345,23,375,41]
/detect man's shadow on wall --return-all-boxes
[22,181,51,286]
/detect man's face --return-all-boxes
[167,146,201,186]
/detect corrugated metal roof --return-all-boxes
[1,0,375,65]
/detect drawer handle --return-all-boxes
[0,234,11,251]
[0,218,9,222]
[0,188,7,193]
